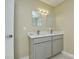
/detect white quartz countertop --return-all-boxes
[27,31,64,39]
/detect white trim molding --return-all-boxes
[62,51,74,59]
[20,51,74,59]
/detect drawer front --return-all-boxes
[53,35,63,40]
[33,37,51,44]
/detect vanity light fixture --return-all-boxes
[38,8,49,15]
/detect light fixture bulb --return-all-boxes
[47,11,48,13]
[38,8,49,15]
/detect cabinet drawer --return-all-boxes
[53,35,63,40]
[33,37,51,44]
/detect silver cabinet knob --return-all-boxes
[6,34,13,38]
[8,35,13,38]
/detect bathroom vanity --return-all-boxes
[28,31,64,59]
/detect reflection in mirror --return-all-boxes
[32,10,42,27]
[32,8,54,30]
[47,14,53,27]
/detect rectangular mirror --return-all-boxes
[32,8,54,29]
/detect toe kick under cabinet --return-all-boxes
[28,34,63,59]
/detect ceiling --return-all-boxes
[40,0,64,7]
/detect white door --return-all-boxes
[5,0,14,59]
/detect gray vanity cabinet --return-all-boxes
[29,34,63,59]
[29,37,51,59]
[51,35,63,56]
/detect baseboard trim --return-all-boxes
[20,51,74,59]
[20,56,29,59]
[62,51,74,59]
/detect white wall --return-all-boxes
[55,0,74,54]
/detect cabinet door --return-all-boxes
[52,38,63,56]
[45,41,51,58]
[34,41,51,59]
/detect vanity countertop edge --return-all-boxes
[27,31,64,39]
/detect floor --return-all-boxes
[20,53,74,59]
[50,53,73,59]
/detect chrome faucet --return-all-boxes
[50,29,52,34]
[37,30,40,35]
[49,28,53,34]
